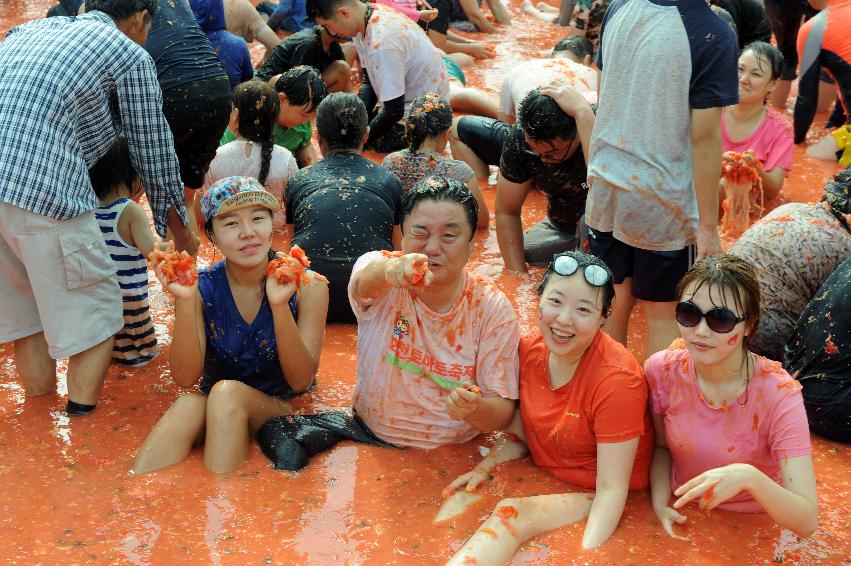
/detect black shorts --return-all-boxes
[455,116,511,167]
[419,0,450,35]
[763,0,817,80]
[586,228,695,302]
[161,75,231,189]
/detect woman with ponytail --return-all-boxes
[383,93,489,229]
[204,80,298,232]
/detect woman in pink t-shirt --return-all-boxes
[722,42,793,200]
[645,254,817,540]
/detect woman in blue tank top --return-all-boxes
[134,177,329,474]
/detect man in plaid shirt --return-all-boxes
[0,0,198,416]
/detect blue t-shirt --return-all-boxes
[198,261,301,398]
[190,0,254,91]
[144,0,226,92]
[268,0,311,33]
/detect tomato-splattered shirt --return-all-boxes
[352,3,450,109]
[729,202,851,361]
[519,331,654,490]
[348,251,520,449]
[645,342,812,513]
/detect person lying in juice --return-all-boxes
[133,176,329,474]
[646,254,818,539]
[443,251,655,563]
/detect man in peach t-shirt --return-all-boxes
[349,178,520,448]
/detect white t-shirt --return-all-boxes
[352,4,450,112]
[348,251,520,449]
[204,140,298,230]
[499,57,597,120]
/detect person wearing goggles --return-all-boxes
[442,251,655,562]
[645,254,817,541]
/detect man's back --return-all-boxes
[144,0,225,91]
[285,153,403,268]
[0,13,150,219]
[587,0,737,251]
[500,58,597,120]
[352,3,450,106]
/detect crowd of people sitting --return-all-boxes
[1,0,849,561]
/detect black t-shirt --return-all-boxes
[143,0,226,92]
[785,256,851,385]
[498,124,588,233]
[286,152,404,274]
[255,27,345,82]
[713,0,772,50]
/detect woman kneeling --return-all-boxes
[444,251,654,564]
[133,177,328,474]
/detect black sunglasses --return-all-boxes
[551,254,611,287]
[675,301,747,334]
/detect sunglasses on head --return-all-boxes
[551,254,611,287]
[675,301,747,334]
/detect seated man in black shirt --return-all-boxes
[286,93,404,323]
[450,83,595,271]
[255,25,351,93]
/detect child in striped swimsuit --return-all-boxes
[90,136,160,366]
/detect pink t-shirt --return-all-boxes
[376,0,420,21]
[644,342,812,513]
[348,251,520,449]
[722,107,794,173]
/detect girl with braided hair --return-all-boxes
[204,80,298,232]
[383,93,489,229]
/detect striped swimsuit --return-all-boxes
[96,199,160,366]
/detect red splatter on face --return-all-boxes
[727,335,739,346]
[752,413,759,432]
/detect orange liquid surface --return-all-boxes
[1,1,849,564]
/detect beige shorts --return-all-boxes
[0,203,123,358]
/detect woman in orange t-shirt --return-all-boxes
[443,251,654,565]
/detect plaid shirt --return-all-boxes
[0,11,187,236]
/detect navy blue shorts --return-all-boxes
[586,228,695,302]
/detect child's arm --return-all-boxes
[119,202,157,258]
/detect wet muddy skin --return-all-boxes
[1,1,849,563]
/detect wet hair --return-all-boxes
[552,35,594,60]
[232,81,279,185]
[741,41,784,81]
[536,251,615,317]
[676,254,761,345]
[315,92,368,150]
[89,135,140,200]
[86,0,157,22]
[517,89,577,142]
[405,93,452,153]
[274,66,327,113]
[401,177,479,239]
[822,164,851,231]
[306,0,353,21]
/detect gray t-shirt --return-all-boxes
[586,0,738,251]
